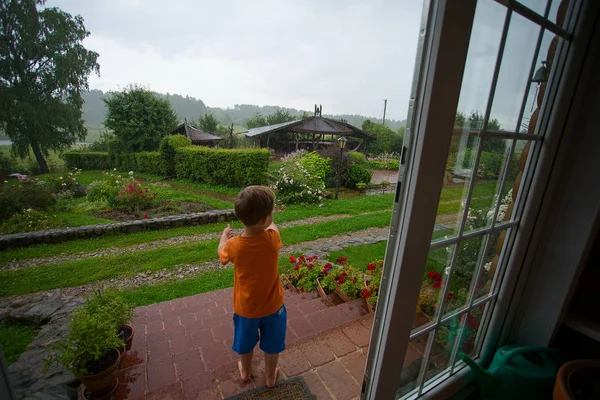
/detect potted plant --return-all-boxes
[317,262,334,298]
[362,260,384,313]
[45,306,124,399]
[84,289,135,351]
[282,255,327,293]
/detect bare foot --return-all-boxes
[238,360,252,382]
[266,367,279,388]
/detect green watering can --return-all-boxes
[460,345,560,400]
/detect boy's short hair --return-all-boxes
[234,186,275,226]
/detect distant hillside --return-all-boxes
[81,90,405,137]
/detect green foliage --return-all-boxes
[246,113,268,129]
[45,306,123,375]
[347,151,367,164]
[0,178,56,222]
[87,170,133,207]
[0,209,65,234]
[103,85,178,152]
[298,152,331,184]
[44,168,85,197]
[364,160,399,170]
[345,164,373,189]
[175,146,269,186]
[159,135,192,177]
[0,152,15,180]
[129,152,162,176]
[63,151,112,170]
[0,320,40,365]
[196,113,220,133]
[455,111,505,154]
[362,120,404,155]
[272,161,326,205]
[83,289,134,328]
[0,0,100,174]
[87,131,117,152]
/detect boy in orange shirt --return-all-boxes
[218,186,286,388]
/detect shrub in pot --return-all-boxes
[84,290,135,351]
[45,306,124,398]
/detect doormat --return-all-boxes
[225,377,314,400]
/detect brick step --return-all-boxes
[283,288,371,344]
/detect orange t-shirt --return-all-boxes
[219,229,284,318]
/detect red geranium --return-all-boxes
[362,288,371,299]
[289,255,296,263]
[367,263,376,271]
[293,265,299,271]
[446,292,457,300]
[342,256,348,261]
[427,271,442,282]
[338,277,346,284]
[433,281,442,289]
[143,214,149,219]
[299,255,305,261]
[324,263,332,268]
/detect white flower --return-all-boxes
[318,196,322,200]
[113,168,117,171]
[59,176,63,180]
[445,266,451,275]
[307,190,312,195]
[484,262,492,272]
[61,183,66,186]
[129,171,134,176]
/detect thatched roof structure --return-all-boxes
[171,122,223,145]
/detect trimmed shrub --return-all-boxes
[0,152,15,180]
[347,151,367,164]
[345,164,373,189]
[159,135,192,177]
[63,151,111,170]
[175,146,269,187]
[132,152,162,175]
[298,151,331,184]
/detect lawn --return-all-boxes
[0,320,40,365]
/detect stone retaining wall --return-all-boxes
[0,210,237,250]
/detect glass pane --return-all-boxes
[489,12,541,132]
[442,236,487,317]
[548,0,573,28]
[415,245,455,328]
[520,29,557,133]
[424,315,467,383]
[455,0,506,127]
[453,303,492,370]
[473,230,507,300]
[396,334,433,399]
[505,141,536,222]
[516,0,549,17]
[435,134,478,240]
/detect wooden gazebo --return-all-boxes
[242,108,371,152]
[171,122,223,146]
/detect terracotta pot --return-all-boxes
[76,348,121,398]
[316,278,327,298]
[80,378,119,400]
[553,359,600,400]
[335,283,352,303]
[119,324,134,351]
[281,275,292,290]
[363,281,374,314]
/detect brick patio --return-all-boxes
[114,287,429,400]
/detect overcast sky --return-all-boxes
[46,0,423,122]
[46,0,555,129]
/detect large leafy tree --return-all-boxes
[0,0,100,173]
[362,120,404,155]
[103,86,178,152]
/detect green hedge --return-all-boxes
[364,160,400,170]
[159,135,192,177]
[175,146,269,186]
[63,151,111,170]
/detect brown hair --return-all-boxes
[234,186,275,226]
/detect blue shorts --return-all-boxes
[232,304,287,355]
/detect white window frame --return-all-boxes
[362,0,599,399]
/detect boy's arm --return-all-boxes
[218,224,234,254]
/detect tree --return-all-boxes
[0,0,100,173]
[246,113,268,129]
[103,86,178,152]
[455,111,504,154]
[362,120,404,155]
[266,108,295,125]
[197,113,220,133]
